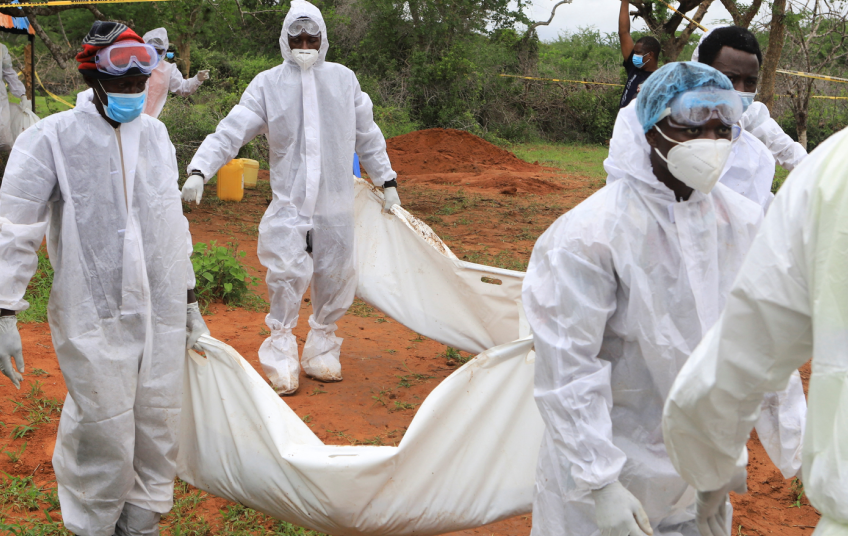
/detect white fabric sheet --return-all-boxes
[178,335,543,536]
[354,178,527,354]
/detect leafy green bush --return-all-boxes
[18,248,53,324]
[191,241,263,312]
[373,105,421,139]
[776,98,848,152]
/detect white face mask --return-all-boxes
[292,48,319,70]
[737,91,756,112]
[653,126,733,195]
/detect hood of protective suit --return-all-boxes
[280,1,329,64]
[142,27,169,52]
[604,101,657,188]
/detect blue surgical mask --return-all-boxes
[633,54,646,68]
[737,91,756,112]
[166,52,174,60]
[98,81,147,123]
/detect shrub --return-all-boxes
[191,241,263,312]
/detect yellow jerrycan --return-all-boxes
[217,159,245,202]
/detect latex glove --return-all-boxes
[197,70,210,82]
[18,97,31,112]
[591,481,653,536]
[186,302,210,350]
[383,187,401,213]
[0,316,24,389]
[696,470,747,536]
[181,174,205,205]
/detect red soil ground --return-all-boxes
[1,129,818,535]
[386,128,563,196]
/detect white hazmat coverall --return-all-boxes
[141,28,205,119]
[0,91,194,536]
[523,109,807,536]
[739,101,807,171]
[608,101,777,211]
[664,127,848,536]
[0,43,26,152]
[187,0,396,393]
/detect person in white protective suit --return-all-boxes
[0,22,209,536]
[606,99,776,211]
[181,0,399,395]
[662,125,848,536]
[0,42,28,158]
[692,26,807,172]
[141,28,209,119]
[522,62,807,536]
[607,92,776,212]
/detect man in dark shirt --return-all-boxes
[618,0,660,108]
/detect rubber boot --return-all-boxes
[301,315,343,382]
[258,316,300,395]
[114,502,161,536]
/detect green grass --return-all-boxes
[8,95,76,120]
[509,142,609,181]
[773,166,791,193]
[18,248,52,324]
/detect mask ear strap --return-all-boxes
[651,125,679,165]
[654,125,680,146]
[93,80,107,107]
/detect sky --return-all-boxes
[526,0,735,42]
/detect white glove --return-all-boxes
[591,481,653,536]
[0,316,24,389]
[383,186,401,213]
[19,97,31,112]
[186,302,210,350]
[696,470,747,536]
[181,174,205,205]
[197,70,210,82]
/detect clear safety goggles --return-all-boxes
[94,42,161,76]
[658,87,743,128]
[287,17,320,37]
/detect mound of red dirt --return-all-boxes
[386,129,562,195]
[387,128,539,175]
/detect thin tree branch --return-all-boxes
[525,0,572,35]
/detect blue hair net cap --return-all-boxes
[636,61,733,133]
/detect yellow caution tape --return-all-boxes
[35,72,75,108]
[499,73,624,88]
[777,69,848,84]
[775,93,848,100]
[5,0,169,7]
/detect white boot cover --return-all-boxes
[301,315,343,382]
[258,316,300,395]
[114,502,161,536]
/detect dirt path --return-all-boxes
[0,130,818,535]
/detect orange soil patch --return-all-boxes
[387,129,562,195]
[1,133,819,536]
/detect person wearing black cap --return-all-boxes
[0,21,208,536]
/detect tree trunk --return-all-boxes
[760,0,787,111]
[176,37,191,77]
[792,98,808,150]
[23,43,33,102]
